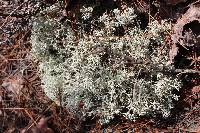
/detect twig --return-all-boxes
[175,69,200,74]
[1,108,27,110]
[0,12,28,18]
[24,109,37,125]
[26,102,55,131]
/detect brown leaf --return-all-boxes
[31,117,54,133]
[2,74,23,96]
[192,85,200,93]
[171,6,200,46]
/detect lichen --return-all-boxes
[31,4,181,124]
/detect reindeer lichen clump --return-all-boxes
[31,4,181,124]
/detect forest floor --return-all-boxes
[0,0,200,133]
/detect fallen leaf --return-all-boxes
[192,85,200,93]
[2,74,23,96]
[171,6,200,46]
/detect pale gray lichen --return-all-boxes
[31,4,181,124]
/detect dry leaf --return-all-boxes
[192,85,200,93]
[171,6,200,46]
[2,74,23,95]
